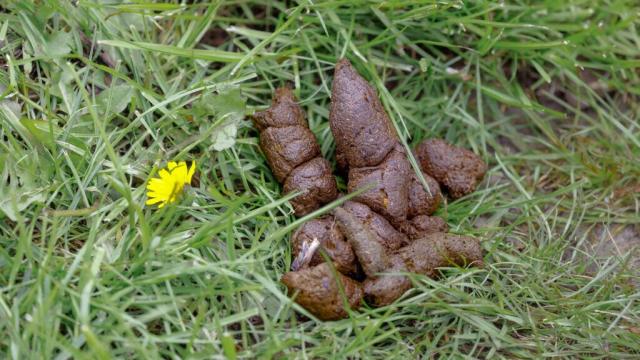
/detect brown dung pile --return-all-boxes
[252,59,487,320]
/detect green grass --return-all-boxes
[1,0,639,358]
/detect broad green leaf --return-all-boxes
[44,31,72,57]
[0,187,46,221]
[20,118,88,159]
[97,84,134,115]
[209,88,245,118]
[21,118,56,149]
[194,88,246,151]
[211,122,238,151]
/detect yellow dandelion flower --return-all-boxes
[146,161,196,208]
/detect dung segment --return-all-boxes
[364,233,483,306]
[252,87,307,131]
[347,145,410,225]
[252,88,338,216]
[333,207,390,278]
[408,171,442,218]
[259,125,320,183]
[342,201,408,251]
[329,58,398,168]
[284,158,339,216]
[281,263,364,321]
[415,138,487,199]
[291,216,358,276]
[401,215,449,240]
[363,256,412,307]
[397,233,484,275]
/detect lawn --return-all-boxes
[1,0,639,358]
